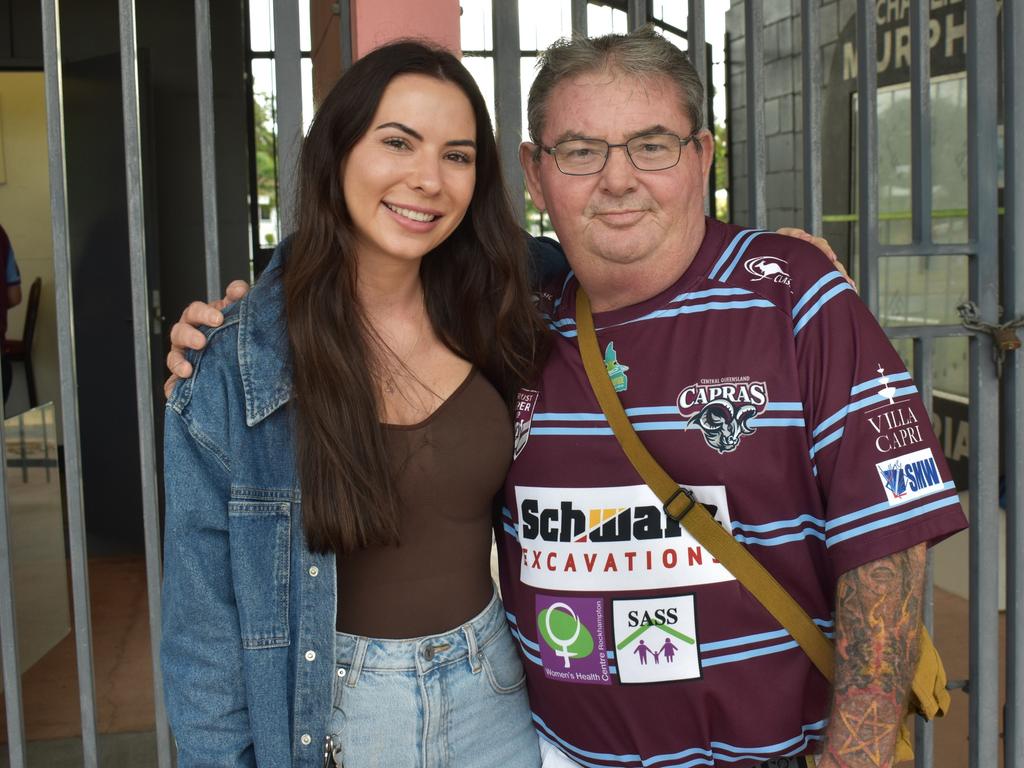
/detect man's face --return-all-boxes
[521,71,713,284]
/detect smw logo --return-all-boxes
[875,448,943,505]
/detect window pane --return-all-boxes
[249,0,274,51]
[251,58,280,247]
[587,5,627,35]
[519,0,571,51]
[299,0,311,51]
[931,74,968,244]
[301,57,314,134]
[462,55,497,131]
[461,0,493,51]
[878,254,968,327]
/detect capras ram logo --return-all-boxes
[677,377,769,454]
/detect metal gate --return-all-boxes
[0,1,1018,766]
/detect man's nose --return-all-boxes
[598,145,639,194]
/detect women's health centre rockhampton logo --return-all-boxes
[536,595,612,685]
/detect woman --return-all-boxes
[162,41,546,767]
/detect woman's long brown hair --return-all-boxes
[285,41,546,554]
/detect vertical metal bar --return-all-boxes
[965,1,1001,766]
[913,336,935,768]
[800,0,821,234]
[194,0,221,300]
[42,403,51,481]
[273,0,303,236]
[627,0,648,31]
[688,0,708,216]
[744,0,766,228]
[16,415,26,484]
[338,0,352,71]
[1002,0,1023,764]
[855,0,879,314]
[116,3,173,766]
[909,0,932,245]
[492,0,524,223]
[0,397,25,766]
[40,0,100,764]
[571,0,587,37]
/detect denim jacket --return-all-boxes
[162,246,336,767]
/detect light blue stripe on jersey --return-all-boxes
[766,401,804,411]
[670,286,755,303]
[502,522,517,538]
[812,384,920,439]
[549,270,575,314]
[792,272,844,317]
[827,493,960,548]
[534,713,826,768]
[792,282,856,336]
[699,621,833,653]
[808,427,844,459]
[750,417,805,427]
[826,481,957,532]
[730,514,826,534]
[701,639,801,667]
[850,370,912,396]
[735,528,826,546]
[708,228,762,280]
[718,231,773,281]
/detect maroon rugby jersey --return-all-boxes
[499,218,967,768]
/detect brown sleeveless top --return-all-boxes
[335,369,513,638]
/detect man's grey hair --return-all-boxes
[526,25,705,151]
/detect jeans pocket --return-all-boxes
[480,627,527,694]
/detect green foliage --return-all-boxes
[253,94,278,208]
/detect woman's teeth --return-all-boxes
[386,203,438,222]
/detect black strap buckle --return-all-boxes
[663,486,697,521]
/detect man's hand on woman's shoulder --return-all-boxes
[164,280,250,398]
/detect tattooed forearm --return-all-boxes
[817,543,926,768]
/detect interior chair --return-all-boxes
[4,277,42,408]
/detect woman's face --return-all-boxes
[342,73,478,269]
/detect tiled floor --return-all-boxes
[0,557,1002,767]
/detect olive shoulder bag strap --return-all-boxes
[573,285,948,763]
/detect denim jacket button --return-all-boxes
[337,667,347,678]
[305,650,317,661]
[301,733,312,746]
[308,565,320,577]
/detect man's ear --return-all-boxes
[520,142,548,213]
[697,128,714,187]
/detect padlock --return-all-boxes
[994,326,1022,352]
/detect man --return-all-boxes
[0,223,24,403]
[167,29,965,768]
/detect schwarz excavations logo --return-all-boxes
[677,377,769,454]
[743,256,792,286]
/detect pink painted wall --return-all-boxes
[351,0,462,59]
[311,0,462,104]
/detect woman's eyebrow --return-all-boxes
[375,121,475,148]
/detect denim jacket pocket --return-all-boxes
[227,499,291,649]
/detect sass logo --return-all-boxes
[604,342,629,393]
[535,595,611,685]
[611,595,701,684]
[875,448,944,505]
[677,377,769,454]
[743,255,792,286]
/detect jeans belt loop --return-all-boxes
[464,621,482,674]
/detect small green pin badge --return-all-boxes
[604,342,629,393]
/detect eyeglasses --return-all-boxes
[538,132,701,176]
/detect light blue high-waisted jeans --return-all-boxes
[327,589,542,768]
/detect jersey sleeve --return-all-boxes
[791,259,967,577]
[5,245,19,285]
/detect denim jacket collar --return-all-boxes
[238,244,293,427]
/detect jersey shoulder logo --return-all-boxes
[604,342,629,393]
[513,389,541,459]
[743,255,792,286]
[677,377,769,454]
